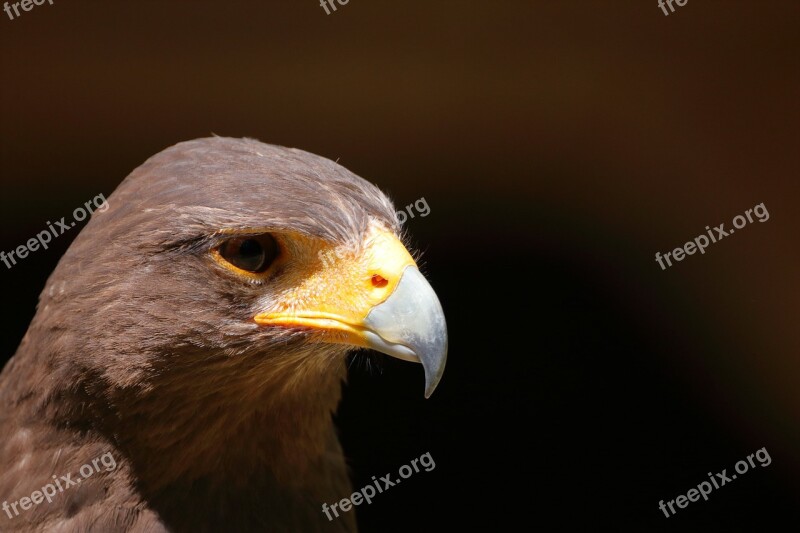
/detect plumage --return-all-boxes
[0,138,447,532]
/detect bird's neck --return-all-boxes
[116,350,350,492]
[12,333,350,493]
[4,336,356,530]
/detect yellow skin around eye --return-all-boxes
[252,225,417,348]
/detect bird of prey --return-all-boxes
[0,137,447,532]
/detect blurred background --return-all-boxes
[1,1,798,530]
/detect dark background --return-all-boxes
[2,1,799,531]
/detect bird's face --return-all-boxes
[206,220,447,396]
[52,138,446,400]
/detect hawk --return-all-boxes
[0,138,447,532]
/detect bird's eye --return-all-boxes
[217,235,279,274]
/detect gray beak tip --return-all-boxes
[423,344,447,398]
[363,266,448,398]
[424,382,437,399]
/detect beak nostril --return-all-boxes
[371,274,389,288]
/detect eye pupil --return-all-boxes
[237,239,264,270]
[218,234,278,273]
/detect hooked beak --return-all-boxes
[361,265,448,397]
[254,226,448,397]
